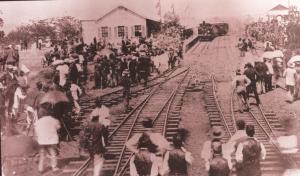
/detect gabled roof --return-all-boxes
[97,5,149,22]
[269,4,289,11]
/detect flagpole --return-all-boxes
[159,0,162,23]
[156,0,162,23]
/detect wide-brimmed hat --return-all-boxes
[139,51,146,56]
[6,64,14,70]
[122,69,130,75]
[140,118,153,128]
[236,69,242,75]
[244,62,253,68]
[288,62,295,68]
[13,66,18,71]
[20,64,30,74]
[64,58,72,63]
[70,53,79,58]
[275,57,283,62]
[0,82,5,89]
[211,126,225,139]
[52,60,64,66]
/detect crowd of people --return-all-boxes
[43,36,183,89]
[246,19,288,48]
[0,24,186,175]
[201,120,266,176]
[235,32,300,110]
[2,11,300,176]
[246,14,300,50]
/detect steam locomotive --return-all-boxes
[198,21,229,41]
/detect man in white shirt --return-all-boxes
[283,62,297,102]
[24,104,38,130]
[12,85,26,118]
[70,82,82,114]
[90,97,111,145]
[90,97,110,127]
[265,59,274,92]
[126,118,171,175]
[232,69,251,112]
[56,62,69,87]
[35,114,61,173]
[223,119,248,167]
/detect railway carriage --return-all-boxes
[214,23,229,36]
[198,21,229,41]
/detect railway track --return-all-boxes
[79,68,179,109]
[67,68,181,136]
[203,74,299,176]
[61,66,191,176]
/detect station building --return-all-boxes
[81,5,160,45]
[267,4,290,22]
[267,4,300,22]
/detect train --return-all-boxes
[198,21,229,41]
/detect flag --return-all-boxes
[156,0,160,8]
[156,0,161,16]
[171,3,175,14]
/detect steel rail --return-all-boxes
[108,68,189,139]
[211,74,233,137]
[72,82,159,176]
[71,68,187,176]
[229,77,298,168]
[254,105,299,168]
[230,90,238,132]
[79,67,178,104]
[247,110,298,168]
[116,88,176,176]
[80,67,185,111]
[230,84,298,168]
[116,68,190,176]
[112,84,160,176]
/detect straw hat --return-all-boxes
[244,62,253,68]
[52,60,64,66]
[210,126,225,139]
[6,65,14,70]
[122,69,130,75]
[70,53,79,59]
[141,118,153,128]
[12,66,18,71]
[0,82,5,89]
[236,69,242,75]
[288,62,295,68]
[20,64,30,74]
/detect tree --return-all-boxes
[0,17,3,28]
[163,11,180,28]
[6,25,30,43]
[29,20,56,40]
[4,16,81,45]
[53,16,81,40]
[0,17,4,42]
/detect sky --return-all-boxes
[0,0,300,32]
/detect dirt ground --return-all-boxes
[178,28,300,175]
[179,31,242,175]
[6,28,300,175]
[180,84,210,175]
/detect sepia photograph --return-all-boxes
[1,0,300,175]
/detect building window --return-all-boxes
[101,27,109,38]
[134,25,142,37]
[118,26,125,37]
